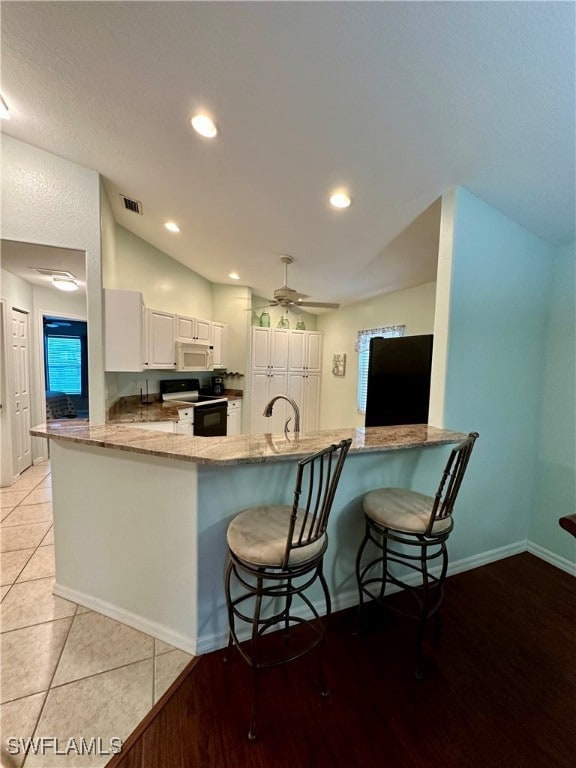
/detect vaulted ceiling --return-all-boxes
[2,2,574,307]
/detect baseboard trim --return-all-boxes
[527,541,576,576]
[53,583,196,655]
[196,540,529,655]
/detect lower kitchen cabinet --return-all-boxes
[250,372,288,434]
[227,399,242,435]
[287,372,320,433]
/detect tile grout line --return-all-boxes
[1,475,52,604]
[27,604,79,751]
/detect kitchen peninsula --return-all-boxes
[31,422,467,655]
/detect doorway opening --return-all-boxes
[43,316,89,419]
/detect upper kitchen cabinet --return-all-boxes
[211,322,227,369]
[105,289,228,372]
[288,330,323,373]
[104,289,146,372]
[146,309,176,369]
[251,327,289,371]
[175,315,211,345]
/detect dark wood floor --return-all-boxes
[108,553,575,768]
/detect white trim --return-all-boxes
[196,540,528,654]
[527,541,576,576]
[53,582,197,656]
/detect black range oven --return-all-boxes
[160,378,228,437]
[193,401,227,437]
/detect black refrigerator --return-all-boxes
[365,334,434,427]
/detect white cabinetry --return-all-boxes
[251,327,289,371]
[146,309,176,369]
[104,289,145,372]
[175,315,211,344]
[288,330,322,373]
[249,327,322,434]
[227,399,242,436]
[104,289,228,373]
[250,371,288,434]
[287,372,321,432]
[211,322,227,369]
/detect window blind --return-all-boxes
[46,336,82,394]
[356,325,405,413]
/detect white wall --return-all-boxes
[104,225,213,318]
[1,136,104,429]
[316,281,437,429]
[0,267,88,473]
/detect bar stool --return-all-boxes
[224,438,352,740]
[355,432,478,677]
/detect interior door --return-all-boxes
[11,308,32,474]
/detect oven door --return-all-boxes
[193,403,227,437]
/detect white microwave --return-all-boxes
[175,342,214,372]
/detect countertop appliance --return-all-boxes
[160,379,227,436]
[211,376,225,395]
[365,335,433,427]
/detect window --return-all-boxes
[45,336,82,394]
[356,325,405,413]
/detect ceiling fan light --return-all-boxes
[165,221,181,233]
[52,278,78,292]
[329,191,351,209]
[191,114,218,138]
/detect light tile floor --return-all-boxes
[1,461,193,768]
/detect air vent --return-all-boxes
[120,195,143,215]
[30,268,76,279]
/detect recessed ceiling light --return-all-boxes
[191,114,218,138]
[329,191,351,209]
[229,272,240,280]
[164,222,181,233]
[0,96,10,120]
[53,278,78,292]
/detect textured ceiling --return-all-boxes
[2,2,574,308]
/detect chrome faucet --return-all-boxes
[263,395,301,435]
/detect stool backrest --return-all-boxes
[283,438,352,569]
[427,432,479,535]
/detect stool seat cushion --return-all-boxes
[227,505,326,568]
[363,487,452,534]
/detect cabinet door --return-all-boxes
[211,322,227,368]
[267,373,289,433]
[251,327,271,371]
[306,332,323,373]
[104,289,145,372]
[195,318,212,344]
[146,310,176,369]
[270,329,289,370]
[287,372,306,432]
[304,374,321,432]
[227,402,242,436]
[250,372,271,433]
[175,316,195,343]
[288,331,307,371]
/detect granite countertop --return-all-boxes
[107,390,243,424]
[30,422,467,466]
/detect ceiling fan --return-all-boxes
[256,256,340,312]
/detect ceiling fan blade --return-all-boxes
[247,301,279,311]
[297,301,340,309]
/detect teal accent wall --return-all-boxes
[530,241,576,562]
[443,188,555,561]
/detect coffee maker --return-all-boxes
[211,376,225,395]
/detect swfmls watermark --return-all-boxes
[6,737,123,757]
